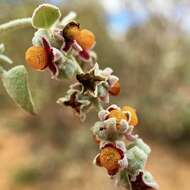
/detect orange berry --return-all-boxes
[108,109,126,123]
[109,81,121,96]
[25,46,48,70]
[63,22,80,40]
[122,106,138,126]
[99,146,121,175]
[74,29,95,49]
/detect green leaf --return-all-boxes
[1,65,36,114]
[32,4,61,29]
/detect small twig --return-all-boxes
[0,54,13,64]
[119,169,133,190]
[93,99,104,112]
[126,172,133,190]
[0,18,32,34]
[97,100,104,112]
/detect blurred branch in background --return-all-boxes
[96,0,190,143]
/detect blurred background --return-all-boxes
[0,0,190,189]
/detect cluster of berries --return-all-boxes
[25,20,96,77]
[25,15,121,120]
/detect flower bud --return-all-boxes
[25,46,48,70]
[74,29,95,50]
[109,81,121,96]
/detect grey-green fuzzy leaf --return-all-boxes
[1,65,35,114]
[32,4,61,29]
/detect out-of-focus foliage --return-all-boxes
[122,17,190,141]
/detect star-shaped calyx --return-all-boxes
[76,65,105,96]
[64,92,82,113]
[130,171,159,190]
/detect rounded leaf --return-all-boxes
[32,4,61,29]
[1,65,35,114]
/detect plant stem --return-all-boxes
[0,54,13,64]
[0,18,32,34]
[126,172,133,190]
[119,169,133,190]
[93,99,104,112]
[97,101,104,111]
[70,55,83,74]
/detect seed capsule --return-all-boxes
[74,29,95,49]
[63,22,80,40]
[25,46,48,70]
[99,146,122,175]
[122,106,138,126]
[109,81,121,96]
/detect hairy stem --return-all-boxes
[93,99,104,112]
[0,55,13,64]
[126,173,132,190]
[0,18,32,34]
[70,55,83,74]
[119,169,133,190]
